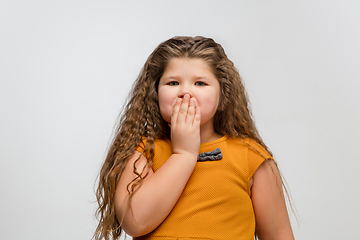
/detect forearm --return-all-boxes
[121,152,197,236]
[118,94,201,236]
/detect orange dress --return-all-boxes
[135,135,273,240]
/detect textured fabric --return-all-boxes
[134,135,273,240]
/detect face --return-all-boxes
[158,58,221,130]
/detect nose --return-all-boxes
[178,85,194,98]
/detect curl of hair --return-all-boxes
[94,36,274,240]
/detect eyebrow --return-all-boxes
[161,75,209,80]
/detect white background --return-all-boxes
[1,1,359,239]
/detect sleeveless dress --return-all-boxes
[135,135,273,240]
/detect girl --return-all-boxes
[94,36,294,240]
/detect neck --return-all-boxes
[200,123,222,144]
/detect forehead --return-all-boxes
[161,58,216,79]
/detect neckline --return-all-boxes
[200,135,228,148]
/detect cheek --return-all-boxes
[158,90,173,122]
[198,91,220,110]
[158,90,173,107]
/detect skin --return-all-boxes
[114,58,294,239]
[158,58,222,144]
[114,88,201,236]
[252,160,295,239]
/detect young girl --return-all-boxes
[94,36,294,240]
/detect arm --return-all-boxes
[114,94,200,237]
[251,159,295,240]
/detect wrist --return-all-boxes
[172,151,198,162]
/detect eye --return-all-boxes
[167,81,179,86]
[195,81,206,86]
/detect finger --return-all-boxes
[171,97,182,127]
[193,97,201,125]
[186,97,196,124]
[178,94,190,123]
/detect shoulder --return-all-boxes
[226,137,273,179]
[245,138,273,160]
[136,137,172,154]
[226,136,272,160]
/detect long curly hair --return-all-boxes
[94,36,273,240]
